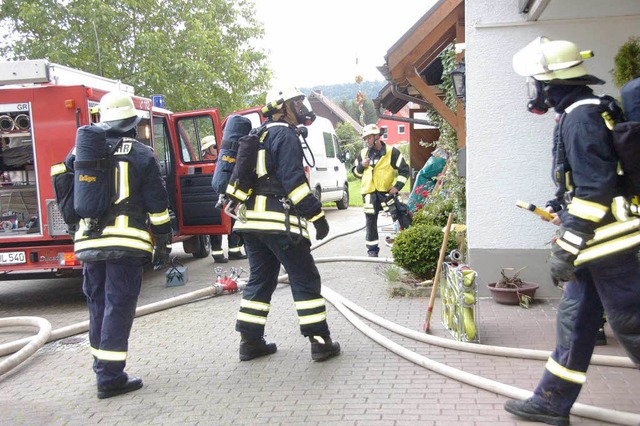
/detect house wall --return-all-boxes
[464,1,640,296]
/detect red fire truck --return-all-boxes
[0,60,231,279]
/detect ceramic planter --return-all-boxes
[487,282,539,305]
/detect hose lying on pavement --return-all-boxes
[1,223,638,424]
[0,283,241,363]
[0,317,51,377]
[321,285,640,426]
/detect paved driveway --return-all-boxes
[1,207,638,425]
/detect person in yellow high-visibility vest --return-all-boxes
[352,124,410,257]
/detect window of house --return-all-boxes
[380,126,388,139]
[398,125,405,135]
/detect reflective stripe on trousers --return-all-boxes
[236,233,330,338]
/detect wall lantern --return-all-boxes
[450,61,466,103]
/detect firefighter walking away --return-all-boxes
[225,86,340,362]
[70,92,172,398]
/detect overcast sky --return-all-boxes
[253,1,438,88]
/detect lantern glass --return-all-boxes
[450,62,466,100]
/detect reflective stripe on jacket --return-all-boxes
[231,121,325,238]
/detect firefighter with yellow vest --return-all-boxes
[505,37,640,425]
[225,86,340,362]
[70,92,172,398]
[352,124,409,257]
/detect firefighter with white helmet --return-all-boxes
[504,37,640,425]
[69,91,172,398]
[226,86,340,362]
[352,123,410,257]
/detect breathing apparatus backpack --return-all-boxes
[51,124,123,231]
[611,77,640,197]
[73,125,116,223]
[211,114,252,205]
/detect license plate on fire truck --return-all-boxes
[0,251,26,265]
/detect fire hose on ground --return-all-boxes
[1,224,639,424]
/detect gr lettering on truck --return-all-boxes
[0,59,232,279]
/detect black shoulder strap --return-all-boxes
[553,113,570,205]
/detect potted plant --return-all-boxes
[487,267,539,308]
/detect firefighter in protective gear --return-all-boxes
[505,37,640,425]
[352,124,410,257]
[228,86,340,362]
[72,91,172,398]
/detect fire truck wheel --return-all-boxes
[190,235,211,258]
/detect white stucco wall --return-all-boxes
[463,1,640,288]
[465,1,640,251]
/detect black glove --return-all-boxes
[152,233,172,270]
[313,217,329,240]
[548,226,593,285]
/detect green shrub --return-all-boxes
[613,36,640,88]
[391,224,457,279]
[412,196,456,228]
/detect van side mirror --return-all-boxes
[343,151,351,162]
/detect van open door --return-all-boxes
[167,109,231,236]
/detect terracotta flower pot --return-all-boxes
[487,282,539,305]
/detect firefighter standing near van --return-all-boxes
[201,135,246,263]
[225,86,340,362]
[352,124,409,257]
[506,37,640,425]
[72,92,173,399]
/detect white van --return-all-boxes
[300,116,349,209]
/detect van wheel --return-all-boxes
[190,235,211,258]
[336,184,349,210]
[313,186,322,202]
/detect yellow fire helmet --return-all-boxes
[512,36,595,81]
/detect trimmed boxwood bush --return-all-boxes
[391,224,457,280]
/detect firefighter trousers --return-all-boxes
[530,250,640,416]
[210,231,244,253]
[236,233,331,339]
[83,258,144,387]
[363,191,387,254]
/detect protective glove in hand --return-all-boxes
[152,233,172,270]
[548,226,593,285]
[313,217,330,240]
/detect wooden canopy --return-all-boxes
[376,0,465,147]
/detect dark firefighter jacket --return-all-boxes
[62,136,172,261]
[353,142,410,194]
[552,86,627,235]
[227,121,325,239]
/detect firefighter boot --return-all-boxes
[228,251,247,260]
[239,335,277,361]
[309,336,341,362]
[504,399,569,426]
[97,375,143,399]
[595,327,607,346]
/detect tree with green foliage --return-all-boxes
[335,121,360,164]
[338,98,378,125]
[0,0,271,115]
